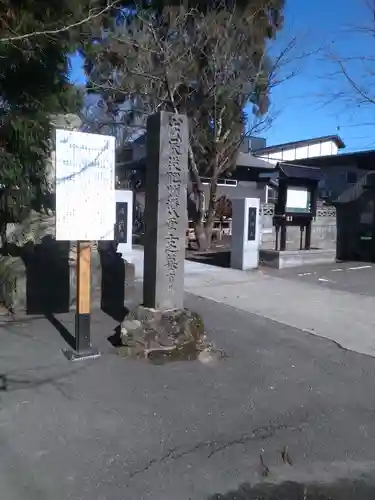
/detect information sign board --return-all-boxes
[55,129,115,241]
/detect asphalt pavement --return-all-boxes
[260,261,375,298]
[1,295,375,499]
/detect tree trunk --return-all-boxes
[194,218,209,250]
[190,187,209,251]
[187,143,210,251]
[204,178,218,247]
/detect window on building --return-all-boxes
[346,171,358,184]
[201,177,238,187]
[266,187,277,203]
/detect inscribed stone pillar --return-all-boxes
[143,112,188,310]
[231,198,260,270]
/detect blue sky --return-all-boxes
[70,0,375,152]
[69,53,86,86]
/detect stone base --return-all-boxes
[118,305,222,364]
[259,249,337,270]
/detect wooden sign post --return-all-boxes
[76,242,91,352]
[64,242,100,360]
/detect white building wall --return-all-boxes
[308,143,321,157]
[321,141,333,156]
[295,145,309,159]
[268,151,283,162]
[282,149,295,161]
[258,139,339,165]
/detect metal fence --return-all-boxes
[260,203,336,218]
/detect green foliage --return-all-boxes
[0,0,87,228]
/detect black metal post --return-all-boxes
[275,225,279,251]
[75,313,91,353]
[305,221,312,250]
[280,223,287,251]
[300,226,304,250]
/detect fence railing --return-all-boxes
[260,203,336,218]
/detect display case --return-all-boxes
[272,163,320,251]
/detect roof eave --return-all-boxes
[335,137,346,149]
[236,152,275,170]
[254,135,346,155]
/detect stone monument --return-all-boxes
[231,197,260,270]
[143,111,188,311]
[118,112,223,363]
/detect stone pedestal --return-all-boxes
[259,248,336,269]
[143,112,188,310]
[115,189,133,258]
[231,198,260,270]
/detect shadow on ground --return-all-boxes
[99,244,128,322]
[45,314,75,349]
[187,250,231,268]
[209,478,375,499]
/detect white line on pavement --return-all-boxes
[332,268,343,272]
[347,265,372,271]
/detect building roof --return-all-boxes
[278,162,321,181]
[254,135,346,154]
[259,162,321,186]
[236,152,275,170]
[288,148,375,170]
[334,171,375,204]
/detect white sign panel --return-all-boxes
[286,187,309,211]
[55,129,115,241]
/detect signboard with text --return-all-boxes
[285,186,311,214]
[55,129,115,241]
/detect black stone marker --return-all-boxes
[115,202,128,244]
[247,206,257,241]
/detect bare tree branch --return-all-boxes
[0,0,121,43]
[319,0,375,122]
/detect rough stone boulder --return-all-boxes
[0,256,25,312]
[49,113,82,131]
[118,306,224,364]
[6,209,87,262]
[6,209,55,246]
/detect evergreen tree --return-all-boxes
[0,0,88,248]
